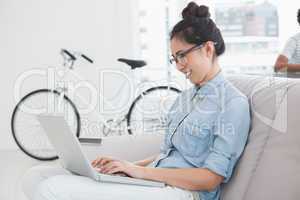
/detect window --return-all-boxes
[214,0,279,74]
[136,0,300,76]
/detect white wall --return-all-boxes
[0,1,140,200]
[278,1,300,49]
[0,0,139,150]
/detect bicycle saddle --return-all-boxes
[117,58,147,69]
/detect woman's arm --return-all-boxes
[142,167,223,191]
[133,154,158,167]
[99,161,223,191]
[286,63,300,72]
[91,154,158,168]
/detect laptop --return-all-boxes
[36,114,165,188]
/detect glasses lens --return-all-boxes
[177,55,187,65]
[169,58,174,64]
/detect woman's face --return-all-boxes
[170,38,214,85]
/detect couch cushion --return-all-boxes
[221,75,300,200]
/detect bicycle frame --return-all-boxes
[43,49,181,137]
[46,51,140,136]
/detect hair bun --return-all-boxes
[182,2,210,19]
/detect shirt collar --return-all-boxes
[193,71,226,97]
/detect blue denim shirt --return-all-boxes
[149,72,251,200]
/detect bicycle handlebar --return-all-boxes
[61,49,76,60]
[81,54,93,63]
[61,48,94,68]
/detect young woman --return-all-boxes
[26,2,250,200]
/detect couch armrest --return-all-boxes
[81,134,164,162]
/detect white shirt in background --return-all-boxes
[282,32,300,64]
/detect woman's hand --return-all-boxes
[91,156,146,179]
[91,156,116,168]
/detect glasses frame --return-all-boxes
[169,42,218,65]
[169,44,204,65]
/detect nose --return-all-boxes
[176,62,187,73]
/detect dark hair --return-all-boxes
[170,2,225,56]
[298,9,300,25]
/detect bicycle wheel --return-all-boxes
[127,86,181,135]
[11,89,81,161]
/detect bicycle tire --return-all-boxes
[11,89,81,161]
[127,86,181,135]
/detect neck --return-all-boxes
[197,62,221,86]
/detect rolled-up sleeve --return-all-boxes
[202,97,251,183]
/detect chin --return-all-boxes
[192,78,205,86]
[189,75,204,85]
[189,79,198,85]
[188,75,196,82]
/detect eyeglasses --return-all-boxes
[169,44,204,65]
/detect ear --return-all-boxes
[204,41,215,59]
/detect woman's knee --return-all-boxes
[22,165,70,199]
[33,175,87,200]
[33,176,61,200]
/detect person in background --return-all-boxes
[274,9,300,72]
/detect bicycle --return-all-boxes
[101,58,181,136]
[11,49,181,161]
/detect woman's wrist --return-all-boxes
[132,165,149,179]
[139,166,151,179]
[133,161,147,167]
[140,167,165,183]
[133,155,157,167]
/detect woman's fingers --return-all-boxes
[106,166,122,175]
[99,158,113,167]
[91,158,101,167]
[100,161,118,173]
[100,161,122,174]
[91,156,114,167]
[91,156,103,166]
[91,158,99,166]
[102,165,119,174]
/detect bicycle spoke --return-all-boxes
[11,89,80,160]
[127,86,180,135]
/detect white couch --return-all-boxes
[17,75,300,199]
